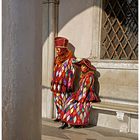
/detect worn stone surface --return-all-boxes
[42,1,138,135]
[98,69,138,103]
[42,119,138,140]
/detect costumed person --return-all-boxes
[51,37,76,125]
[60,58,100,129]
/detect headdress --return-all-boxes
[74,58,96,71]
[55,37,69,48]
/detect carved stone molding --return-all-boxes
[90,60,138,70]
[42,0,59,4]
[89,0,102,60]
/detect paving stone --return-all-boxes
[42,118,138,140]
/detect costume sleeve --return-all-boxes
[67,62,75,92]
[77,75,93,103]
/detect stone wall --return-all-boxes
[42,0,138,133]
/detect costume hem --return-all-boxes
[61,119,89,126]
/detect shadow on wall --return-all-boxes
[68,43,76,58]
[94,70,100,100]
[42,0,137,44]
[58,0,102,32]
[90,109,116,126]
[89,70,100,126]
[67,42,101,96]
[68,42,80,91]
[73,65,81,91]
[42,0,102,43]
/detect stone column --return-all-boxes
[2,0,42,139]
[42,0,58,119]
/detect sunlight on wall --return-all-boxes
[58,0,95,58]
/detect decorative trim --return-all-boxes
[76,57,138,70]
[90,60,138,70]
[99,96,138,106]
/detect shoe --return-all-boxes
[53,118,60,122]
[67,124,72,129]
[73,125,82,128]
[59,123,68,129]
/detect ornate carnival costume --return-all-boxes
[51,37,76,121]
[60,59,99,127]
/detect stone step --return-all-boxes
[91,102,138,115]
[42,118,138,140]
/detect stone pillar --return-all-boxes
[2,0,42,139]
[42,0,58,119]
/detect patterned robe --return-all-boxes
[51,57,75,119]
[60,71,99,126]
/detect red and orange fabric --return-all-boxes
[51,37,76,120]
[51,56,76,119]
[60,62,99,126]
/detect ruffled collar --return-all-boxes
[55,50,73,65]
